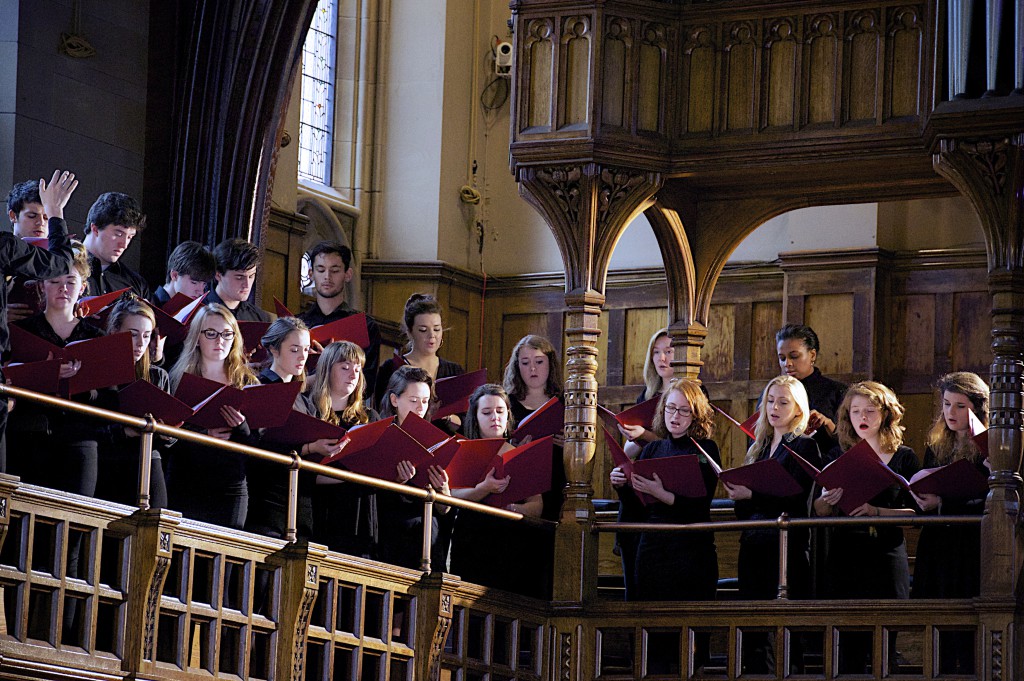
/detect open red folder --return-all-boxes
[718,458,804,497]
[150,294,207,345]
[334,424,434,480]
[714,404,759,439]
[6,327,135,395]
[511,396,564,442]
[237,321,271,355]
[117,379,195,427]
[309,313,371,348]
[273,296,292,319]
[909,458,989,500]
[597,396,659,433]
[815,440,911,515]
[7,278,44,314]
[78,287,130,318]
[399,412,451,449]
[605,429,712,502]
[261,409,347,447]
[445,438,507,488]
[487,435,555,508]
[408,436,463,488]
[175,374,301,429]
[3,359,62,394]
[320,418,392,465]
[433,369,488,420]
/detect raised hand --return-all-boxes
[39,170,79,220]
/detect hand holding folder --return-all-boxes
[176,374,300,429]
[445,438,507,488]
[486,435,555,508]
[262,410,346,446]
[117,379,195,427]
[334,424,434,481]
[597,397,659,433]
[909,459,989,500]
[815,440,911,515]
[3,359,63,394]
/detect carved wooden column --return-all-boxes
[413,572,460,681]
[519,163,661,679]
[934,134,1024,681]
[269,540,326,681]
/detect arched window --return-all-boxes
[298,0,338,185]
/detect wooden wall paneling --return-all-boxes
[680,24,717,136]
[843,9,883,123]
[951,291,992,374]
[899,391,935,466]
[749,301,783,381]
[803,293,855,375]
[731,302,753,382]
[722,19,759,133]
[702,304,735,382]
[637,20,668,134]
[622,307,668,386]
[932,292,956,378]
[762,16,799,130]
[601,17,629,129]
[889,294,937,385]
[523,18,555,133]
[606,308,627,387]
[802,12,840,127]
[884,5,925,120]
[446,305,471,373]
[560,16,592,130]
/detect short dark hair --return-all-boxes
[775,323,820,353]
[308,241,352,269]
[86,192,146,232]
[6,180,41,216]
[166,241,216,283]
[213,238,261,274]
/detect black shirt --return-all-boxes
[87,255,151,300]
[298,299,382,400]
[205,287,270,322]
[0,218,74,355]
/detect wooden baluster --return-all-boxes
[269,540,325,681]
[137,414,156,510]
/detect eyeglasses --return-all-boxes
[664,405,692,417]
[201,329,236,341]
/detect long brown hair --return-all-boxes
[379,365,435,420]
[168,304,257,390]
[106,295,156,381]
[836,381,905,453]
[462,384,517,440]
[502,334,563,400]
[651,378,714,440]
[307,341,370,426]
[926,372,989,465]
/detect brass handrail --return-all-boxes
[0,383,553,572]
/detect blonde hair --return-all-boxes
[745,376,810,464]
[106,295,157,381]
[168,304,257,390]
[926,372,989,466]
[306,341,370,426]
[651,378,714,440]
[502,334,563,400]
[836,381,905,453]
[642,328,671,401]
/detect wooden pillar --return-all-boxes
[518,163,661,680]
[934,134,1024,681]
[412,569,460,680]
[268,540,326,681]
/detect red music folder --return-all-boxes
[399,412,451,449]
[392,349,409,366]
[335,424,433,480]
[173,372,223,406]
[61,332,136,396]
[321,418,393,465]
[603,428,663,505]
[510,396,564,442]
[239,382,302,428]
[7,278,44,313]
[597,396,660,433]
[78,287,130,318]
[433,369,488,419]
[176,375,300,429]
[8,323,63,363]
[815,440,911,515]
[261,409,347,446]
[171,293,207,324]
[309,313,371,348]
[718,458,804,497]
[909,458,989,500]
[117,379,195,426]
[713,405,759,439]
[237,321,271,354]
[444,438,507,488]
[630,454,711,500]
[273,296,293,318]
[487,435,555,508]
[408,435,463,488]
[3,359,62,394]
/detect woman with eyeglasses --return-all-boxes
[167,303,258,529]
[609,378,721,601]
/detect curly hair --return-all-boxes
[745,375,810,464]
[926,372,989,466]
[651,378,714,440]
[306,341,370,426]
[502,334,563,400]
[836,381,905,453]
[169,304,258,391]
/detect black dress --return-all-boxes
[618,435,721,601]
[911,447,984,598]
[733,434,822,599]
[311,408,381,556]
[9,314,106,496]
[823,445,920,599]
[247,368,319,539]
[95,366,172,508]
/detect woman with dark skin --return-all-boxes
[775,324,846,453]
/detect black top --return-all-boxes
[734,433,822,523]
[510,394,567,521]
[374,356,464,412]
[298,299,382,400]
[617,435,721,541]
[87,255,151,300]
[15,312,105,347]
[205,287,270,322]
[151,286,171,307]
[0,218,74,354]
[800,367,847,452]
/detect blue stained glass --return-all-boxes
[298,0,337,185]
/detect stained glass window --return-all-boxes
[298,0,337,185]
